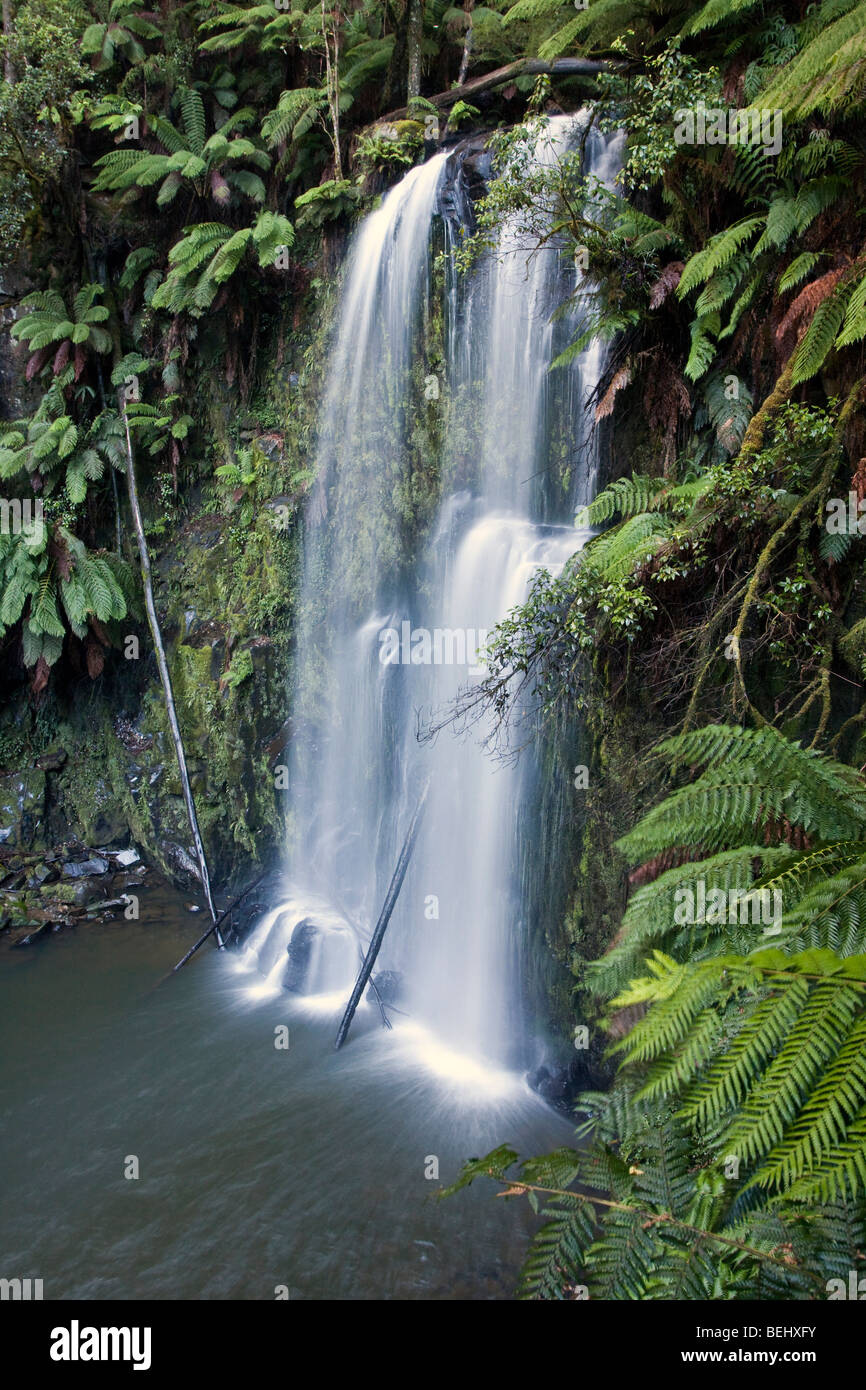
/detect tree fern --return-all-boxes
[778,251,823,295]
[682,0,766,37]
[677,218,764,299]
[759,1,866,120]
[791,285,847,385]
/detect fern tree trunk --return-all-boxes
[118,394,223,945]
[457,1,474,87]
[407,0,423,102]
[321,0,343,180]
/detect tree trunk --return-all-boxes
[118,395,223,944]
[2,0,15,86]
[406,0,423,102]
[382,0,407,109]
[334,778,430,1049]
[457,1,474,88]
[321,1,342,180]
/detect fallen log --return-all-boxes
[334,778,430,1051]
[383,57,610,122]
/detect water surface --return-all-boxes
[0,885,573,1300]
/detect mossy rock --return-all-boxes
[0,769,46,849]
[838,617,866,677]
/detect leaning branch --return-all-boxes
[118,394,222,945]
[383,57,609,122]
[171,869,271,973]
[334,778,430,1050]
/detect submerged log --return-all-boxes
[334,778,430,1051]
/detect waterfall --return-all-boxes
[239,115,621,1086]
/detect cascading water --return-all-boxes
[239,114,622,1089]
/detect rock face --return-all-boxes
[0,265,41,422]
[159,841,202,887]
[0,276,317,898]
[0,770,46,848]
[283,917,320,993]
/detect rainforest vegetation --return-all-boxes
[2,0,866,1301]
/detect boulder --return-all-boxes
[159,841,202,885]
[72,881,105,908]
[25,863,56,889]
[62,857,110,878]
[283,917,320,993]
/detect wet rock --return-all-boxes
[160,841,202,885]
[209,638,227,682]
[262,719,293,768]
[367,970,402,1006]
[284,917,320,993]
[62,857,109,878]
[114,715,154,756]
[263,494,294,524]
[0,770,46,849]
[122,875,148,891]
[35,744,67,772]
[222,867,286,946]
[87,792,129,847]
[25,863,56,889]
[109,848,141,868]
[72,881,105,908]
[255,432,284,462]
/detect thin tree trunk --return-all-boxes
[321,1,342,179]
[118,394,223,944]
[407,0,423,102]
[334,778,429,1050]
[457,1,474,87]
[382,0,407,108]
[2,0,15,86]
[92,356,123,555]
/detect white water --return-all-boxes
[240,116,621,1089]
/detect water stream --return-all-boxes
[245,115,621,1081]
